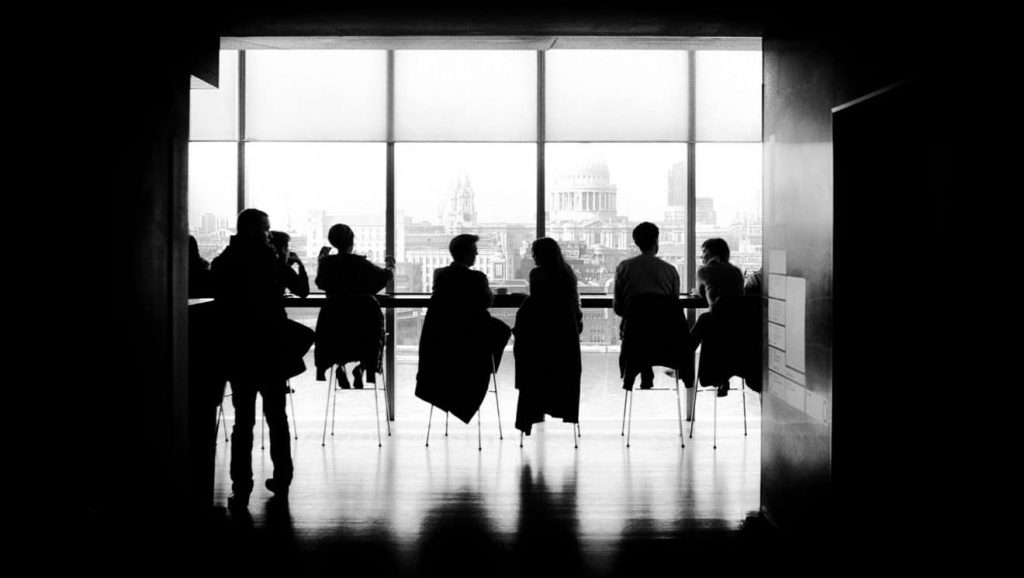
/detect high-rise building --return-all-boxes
[665,159,687,222]
[696,197,717,227]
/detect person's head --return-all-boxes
[270,231,290,257]
[327,224,355,253]
[532,237,576,283]
[701,238,730,264]
[632,222,659,254]
[236,208,271,244]
[531,237,565,269]
[449,234,479,267]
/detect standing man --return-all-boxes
[212,208,296,509]
[613,222,681,389]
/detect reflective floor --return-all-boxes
[208,365,765,577]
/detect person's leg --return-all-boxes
[639,365,655,389]
[229,381,258,501]
[261,381,293,492]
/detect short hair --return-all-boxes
[270,230,290,252]
[327,224,355,250]
[701,237,730,261]
[632,222,659,252]
[236,208,269,236]
[449,234,479,261]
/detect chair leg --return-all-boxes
[373,373,383,448]
[382,365,392,437]
[445,411,449,437]
[426,405,434,447]
[491,356,503,440]
[626,390,634,448]
[288,382,297,441]
[675,375,685,448]
[689,379,697,439]
[322,366,333,447]
[713,385,718,450]
[576,422,581,438]
[621,391,629,437]
[331,367,340,437]
[520,431,524,448]
[742,379,748,436]
[477,410,482,452]
[572,422,578,449]
[216,403,228,443]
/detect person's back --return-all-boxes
[698,258,744,307]
[432,263,492,315]
[316,253,391,296]
[613,253,680,315]
[613,222,682,389]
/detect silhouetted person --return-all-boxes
[416,234,511,423]
[690,237,745,396]
[270,230,309,298]
[614,222,682,389]
[313,223,395,386]
[188,235,214,298]
[212,208,304,509]
[513,237,582,435]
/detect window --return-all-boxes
[189,42,763,417]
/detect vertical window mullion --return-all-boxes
[385,50,396,421]
[537,50,546,240]
[237,50,246,214]
[686,50,697,296]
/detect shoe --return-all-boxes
[227,493,250,510]
[717,383,729,397]
[639,379,655,390]
[352,365,364,389]
[265,478,290,498]
[335,366,351,389]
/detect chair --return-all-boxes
[321,359,391,448]
[425,354,503,451]
[687,294,762,449]
[314,294,390,447]
[215,381,298,446]
[617,294,694,448]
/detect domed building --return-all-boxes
[547,153,622,224]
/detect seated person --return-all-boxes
[313,223,395,386]
[416,234,511,423]
[513,237,583,435]
[270,230,310,298]
[188,235,214,298]
[613,222,683,389]
[691,237,745,396]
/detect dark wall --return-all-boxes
[760,38,835,536]
[762,10,978,562]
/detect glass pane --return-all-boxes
[246,50,387,141]
[546,51,689,142]
[545,143,689,292]
[395,143,536,291]
[696,51,762,142]
[245,143,387,289]
[190,50,238,141]
[188,142,237,261]
[394,51,537,142]
[696,143,763,277]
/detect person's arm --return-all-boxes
[697,266,708,301]
[480,272,494,308]
[290,254,310,298]
[368,257,395,294]
[671,266,681,296]
[612,262,626,316]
